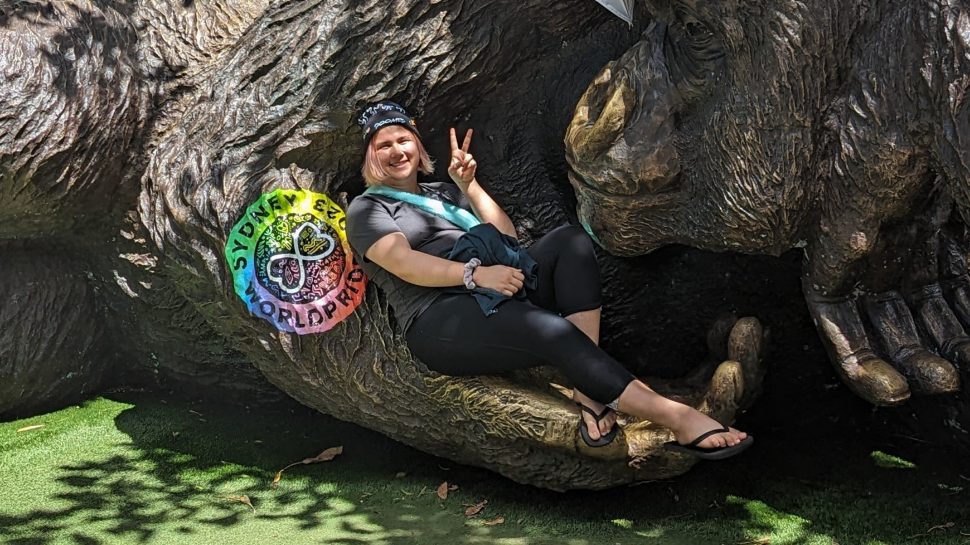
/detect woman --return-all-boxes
[346,101,752,458]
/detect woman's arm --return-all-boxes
[448,128,517,238]
[366,232,525,296]
[367,232,464,287]
[462,179,516,237]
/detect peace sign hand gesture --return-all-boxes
[448,127,477,190]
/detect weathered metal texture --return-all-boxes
[0,249,104,417]
[0,1,145,239]
[128,0,760,490]
[5,0,967,486]
[0,0,767,489]
[0,0,279,401]
[565,0,970,422]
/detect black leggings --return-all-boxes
[405,225,636,404]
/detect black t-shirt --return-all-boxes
[346,182,472,331]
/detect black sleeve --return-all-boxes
[346,196,401,261]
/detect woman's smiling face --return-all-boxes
[372,125,419,183]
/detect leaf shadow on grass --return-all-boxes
[1,392,969,545]
[0,394,593,545]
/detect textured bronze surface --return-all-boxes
[0,0,966,487]
[566,0,970,407]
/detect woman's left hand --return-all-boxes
[448,127,477,190]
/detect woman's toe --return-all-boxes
[583,415,602,440]
[599,413,616,435]
[699,432,731,449]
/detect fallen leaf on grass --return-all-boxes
[464,499,487,517]
[226,494,256,514]
[908,522,954,539]
[482,516,505,526]
[272,446,343,487]
[303,447,344,463]
[437,482,449,500]
[16,424,44,433]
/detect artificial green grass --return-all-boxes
[1,392,967,545]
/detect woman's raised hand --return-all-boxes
[448,127,477,189]
[472,264,525,297]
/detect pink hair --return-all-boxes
[361,131,435,187]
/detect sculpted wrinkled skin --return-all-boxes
[566,0,970,406]
[0,0,768,490]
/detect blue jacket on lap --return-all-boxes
[448,223,539,316]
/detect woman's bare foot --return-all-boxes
[573,388,616,441]
[671,407,747,448]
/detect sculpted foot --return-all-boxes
[727,316,767,408]
[693,317,766,426]
[864,290,960,395]
[942,274,970,331]
[909,283,970,370]
[653,316,766,417]
[805,287,910,405]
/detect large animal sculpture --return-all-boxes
[566,0,970,407]
[1,0,965,488]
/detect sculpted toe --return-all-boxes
[940,339,970,369]
[836,352,911,406]
[895,350,961,395]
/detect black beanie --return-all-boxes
[358,101,420,146]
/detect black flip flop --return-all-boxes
[576,403,618,447]
[663,426,753,460]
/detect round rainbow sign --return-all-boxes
[225,189,366,334]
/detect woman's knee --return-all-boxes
[549,224,597,260]
[539,314,593,348]
[572,225,598,259]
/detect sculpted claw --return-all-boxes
[908,284,970,371]
[942,275,970,334]
[805,287,911,406]
[865,290,961,395]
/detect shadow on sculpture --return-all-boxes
[0,0,967,489]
